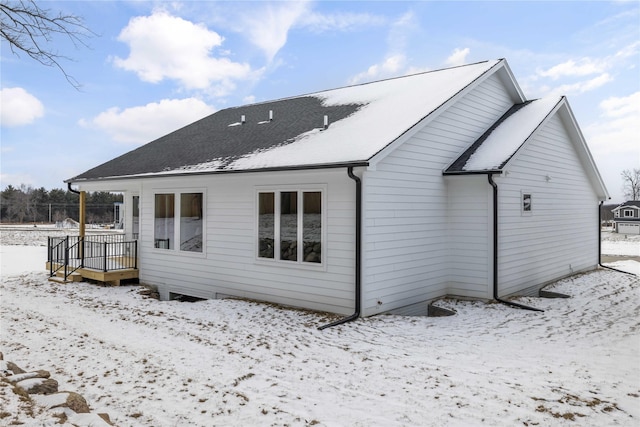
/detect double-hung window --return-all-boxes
[258,189,323,264]
[154,192,204,253]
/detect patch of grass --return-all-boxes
[232,372,255,387]
[52,412,68,424]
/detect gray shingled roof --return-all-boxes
[614,201,640,209]
[69,60,508,183]
[71,97,363,181]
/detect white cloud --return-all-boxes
[599,91,640,118]
[239,2,310,62]
[537,58,607,80]
[586,91,640,154]
[546,73,613,97]
[0,87,44,127]
[300,11,386,33]
[347,12,419,85]
[224,3,386,63]
[0,172,35,189]
[526,42,639,97]
[585,92,640,202]
[348,54,406,85]
[113,10,251,90]
[445,48,471,67]
[82,98,215,144]
[386,11,415,53]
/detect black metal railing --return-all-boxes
[48,234,138,281]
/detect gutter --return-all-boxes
[597,201,636,276]
[65,161,371,185]
[319,167,362,329]
[488,174,543,312]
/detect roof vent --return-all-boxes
[323,115,329,130]
[269,110,273,121]
[241,115,246,124]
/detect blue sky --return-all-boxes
[1,1,638,202]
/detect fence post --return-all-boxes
[48,237,52,277]
[64,236,69,280]
[80,236,85,268]
[103,241,108,272]
[134,240,138,269]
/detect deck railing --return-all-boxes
[48,234,138,281]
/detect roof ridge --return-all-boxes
[227,59,501,110]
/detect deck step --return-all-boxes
[48,276,69,284]
[54,271,83,282]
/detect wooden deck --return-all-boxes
[47,262,138,286]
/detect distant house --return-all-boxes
[612,201,640,234]
[63,59,608,318]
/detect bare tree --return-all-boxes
[0,0,94,88]
[621,168,640,201]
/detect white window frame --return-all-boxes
[255,185,326,269]
[129,193,140,241]
[623,209,634,218]
[152,189,206,257]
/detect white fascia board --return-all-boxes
[557,99,610,201]
[494,59,527,103]
[72,180,142,193]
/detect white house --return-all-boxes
[64,59,609,321]
[612,201,640,234]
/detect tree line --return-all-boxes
[1,184,122,224]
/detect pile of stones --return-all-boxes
[0,352,113,426]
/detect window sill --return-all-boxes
[254,257,327,272]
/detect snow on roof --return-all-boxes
[460,96,561,171]
[613,201,640,210]
[70,60,501,182]
[229,60,500,171]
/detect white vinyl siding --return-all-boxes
[495,113,599,296]
[361,73,515,316]
[445,176,491,299]
[136,169,355,315]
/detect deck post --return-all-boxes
[79,191,86,265]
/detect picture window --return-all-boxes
[258,190,322,264]
[154,192,204,252]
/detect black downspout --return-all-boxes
[488,174,544,312]
[67,182,81,195]
[597,201,636,275]
[318,167,362,330]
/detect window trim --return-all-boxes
[255,185,327,269]
[623,209,634,218]
[152,189,206,257]
[131,194,140,240]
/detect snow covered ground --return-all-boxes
[0,227,638,426]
